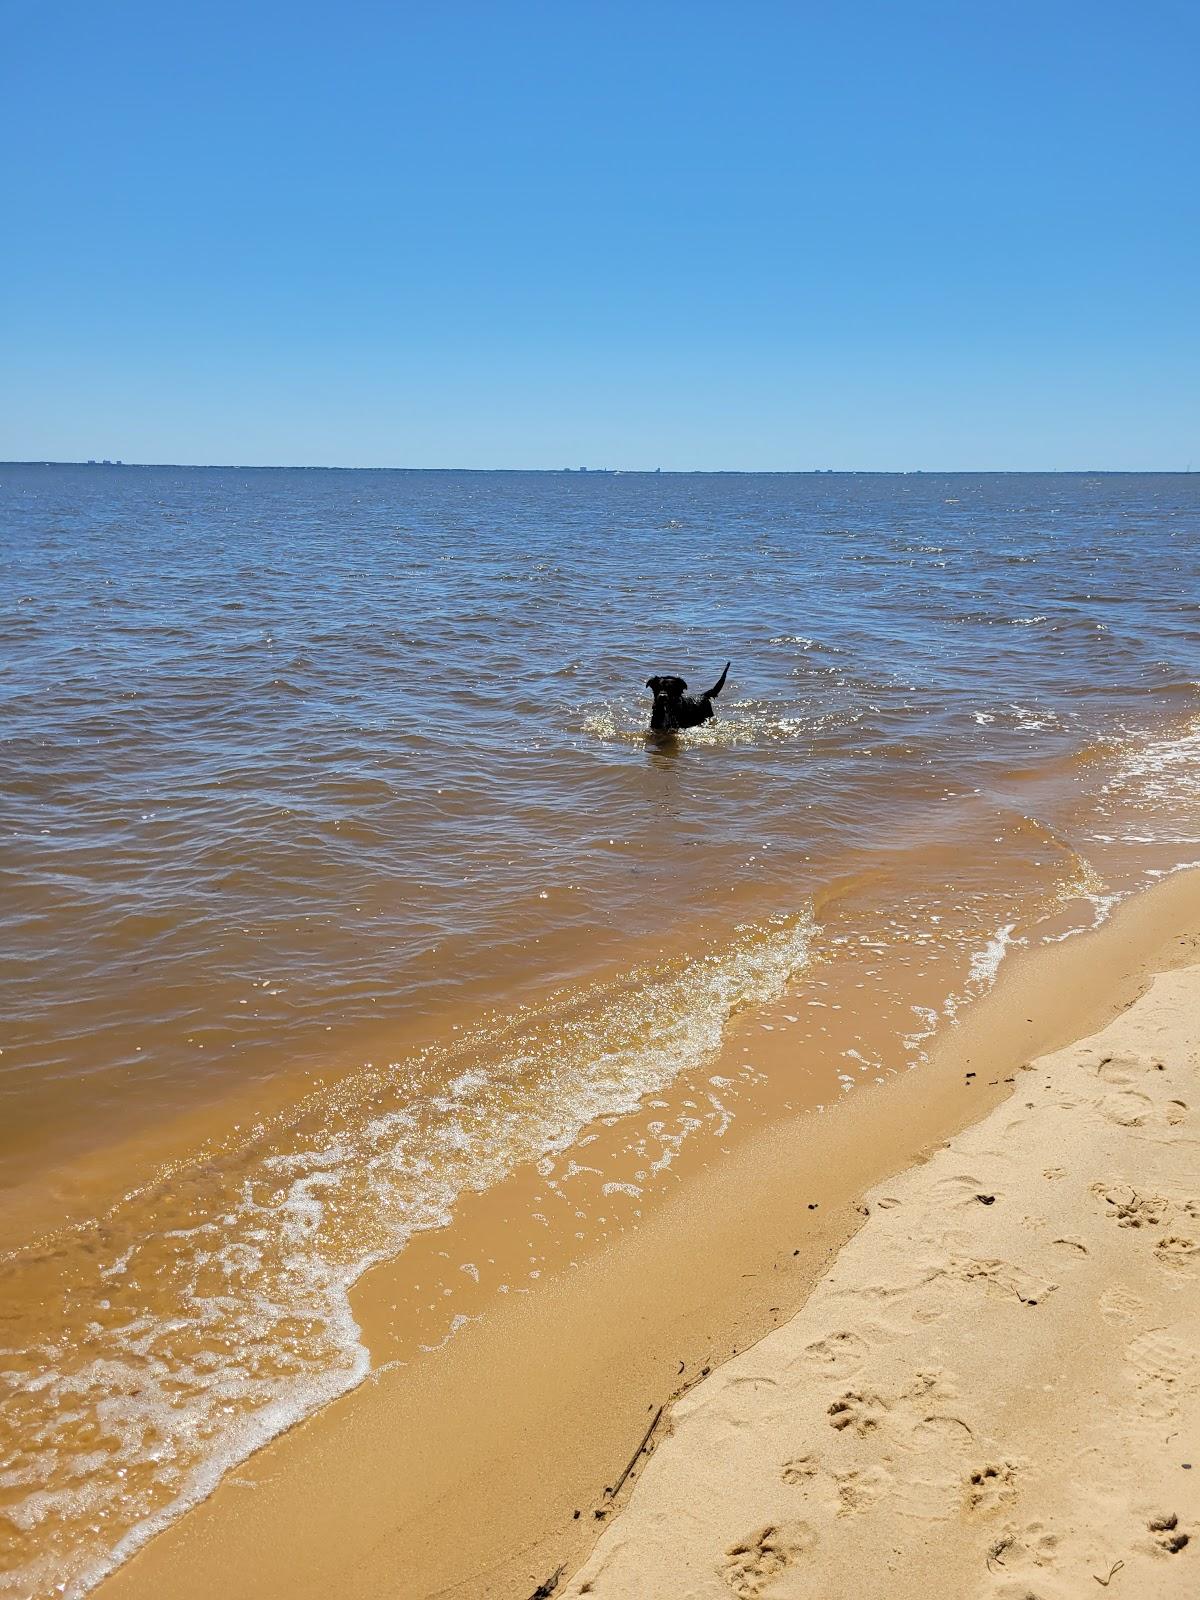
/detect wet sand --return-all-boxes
[95,867,1200,1600]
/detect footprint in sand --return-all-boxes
[1099,1284,1145,1323]
[1148,1512,1191,1554]
[821,1366,976,1523]
[800,1330,869,1379]
[903,1368,961,1402]
[910,1302,950,1325]
[982,1521,1062,1593]
[952,1256,1057,1306]
[1123,1324,1198,1434]
[835,1463,894,1516]
[1099,1088,1189,1129]
[1125,1325,1196,1380]
[1095,1051,1167,1085]
[935,1173,1003,1209]
[965,1460,1021,1513]
[1092,1183,1169,1229]
[826,1389,890,1435]
[1050,1235,1088,1255]
[720,1521,816,1597]
[780,1453,819,1486]
[1100,1089,1158,1126]
[892,1412,978,1521]
[1154,1234,1199,1270]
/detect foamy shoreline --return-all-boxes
[565,970,1200,1599]
[8,660,1199,1598]
[90,866,1200,1600]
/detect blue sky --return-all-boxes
[3,0,1197,468]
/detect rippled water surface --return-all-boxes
[2,466,1199,1596]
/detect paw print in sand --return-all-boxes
[1154,1235,1199,1270]
[1094,1184,1168,1229]
[1149,1512,1189,1554]
[827,1389,890,1435]
[965,1460,1020,1513]
[780,1453,818,1485]
[721,1522,816,1597]
[985,1520,1060,1581]
[835,1463,894,1516]
[801,1330,869,1380]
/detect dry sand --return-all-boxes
[565,965,1200,1600]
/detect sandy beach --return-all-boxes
[565,984,1200,1597]
[89,868,1200,1600]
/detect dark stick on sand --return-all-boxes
[527,1564,565,1598]
[606,1405,665,1500]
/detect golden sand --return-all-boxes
[93,868,1200,1599]
[565,971,1200,1599]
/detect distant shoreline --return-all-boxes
[2,462,1194,475]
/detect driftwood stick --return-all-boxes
[607,1405,664,1500]
[528,1563,565,1599]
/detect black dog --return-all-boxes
[645,662,730,732]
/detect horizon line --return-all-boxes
[2,461,1196,476]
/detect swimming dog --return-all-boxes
[645,662,730,733]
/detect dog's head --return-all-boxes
[645,674,688,704]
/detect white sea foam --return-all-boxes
[1101,717,1200,832]
[579,700,815,747]
[1041,854,1122,943]
[919,921,1017,1035]
[966,923,1018,990]
[1145,858,1200,879]
[2,909,817,1600]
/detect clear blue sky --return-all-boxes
[3,0,1197,468]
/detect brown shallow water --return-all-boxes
[1,466,1199,1597]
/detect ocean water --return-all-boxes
[2,465,1199,1596]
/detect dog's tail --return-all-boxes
[706,661,730,699]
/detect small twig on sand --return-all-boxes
[986,1534,1013,1572]
[528,1564,565,1599]
[607,1405,665,1500]
[1094,1559,1125,1587]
